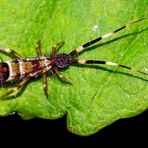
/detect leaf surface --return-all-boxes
[0,0,148,135]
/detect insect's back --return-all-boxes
[0,58,52,82]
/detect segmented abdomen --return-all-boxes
[0,62,9,81]
[0,58,51,82]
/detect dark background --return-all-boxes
[0,109,147,146]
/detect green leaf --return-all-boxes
[0,0,148,135]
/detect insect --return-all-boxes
[0,18,147,100]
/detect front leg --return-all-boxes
[51,41,65,56]
[54,67,72,85]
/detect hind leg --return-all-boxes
[0,78,29,100]
[0,48,23,59]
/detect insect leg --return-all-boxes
[0,48,23,59]
[35,40,42,57]
[35,41,49,98]
[54,67,72,85]
[0,78,30,100]
[51,41,65,56]
[41,74,48,98]
[69,18,146,57]
[72,59,148,76]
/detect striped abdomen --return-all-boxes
[0,63,9,81]
[0,58,52,82]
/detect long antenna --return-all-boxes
[70,17,147,57]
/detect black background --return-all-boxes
[0,109,147,146]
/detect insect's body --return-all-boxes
[0,18,147,100]
[7,57,52,81]
[0,54,71,82]
[0,58,51,82]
